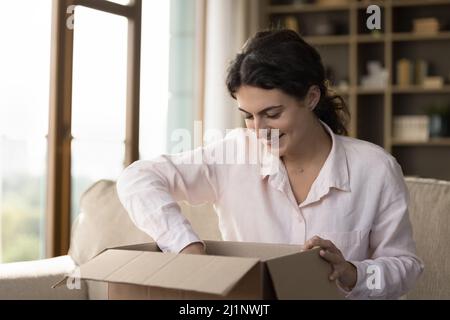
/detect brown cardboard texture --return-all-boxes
[57,241,344,299]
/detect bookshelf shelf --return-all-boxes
[356,87,386,95]
[391,0,450,8]
[392,31,450,42]
[392,138,450,146]
[267,4,349,14]
[304,35,350,45]
[262,0,450,180]
[355,1,386,8]
[356,34,385,42]
[392,85,450,94]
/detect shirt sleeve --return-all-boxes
[344,157,424,299]
[116,142,224,254]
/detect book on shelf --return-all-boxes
[413,17,440,34]
[284,16,299,33]
[393,115,429,142]
[396,58,413,87]
[423,76,444,89]
[414,59,429,86]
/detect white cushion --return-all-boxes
[0,255,87,300]
[68,179,221,299]
[68,180,152,266]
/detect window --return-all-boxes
[70,7,129,222]
[0,0,52,262]
[1,0,190,260]
[139,0,170,159]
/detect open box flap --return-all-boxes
[265,248,344,299]
[61,248,260,296]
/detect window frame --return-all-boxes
[47,0,142,258]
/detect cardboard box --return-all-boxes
[55,241,344,300]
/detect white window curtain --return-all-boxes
[165,0,261,152]
[202,0,262,134]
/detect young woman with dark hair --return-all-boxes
[117,29,423,299]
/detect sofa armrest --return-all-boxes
[0,255,88,300]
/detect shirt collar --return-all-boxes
[260,120,350,204]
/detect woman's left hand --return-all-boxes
[304,236,357,291]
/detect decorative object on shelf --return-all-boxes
[426,103,450,138]
[423,76,444,89]
[361,60,388,89]
[369,29,383,38]
[412,17,440,34]
[284,15,299,32]
[312,17,336,36]
[414,59,429,86]
[337,79,349,92]
[393,115,429,142]
[396,58,413,87]
[324,65,348,91]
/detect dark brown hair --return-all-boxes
[226,29,350,135]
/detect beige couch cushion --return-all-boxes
[0,255,88,300]
[69,179,221,299]
[69,180,152,266]
[405,177,450,299]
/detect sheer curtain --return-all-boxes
[201,0,262,135]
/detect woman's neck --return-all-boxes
[282,120,332,170]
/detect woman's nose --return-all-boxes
[253,117,269,139]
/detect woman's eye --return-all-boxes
[244,114,253,120]
[266,113,281,119]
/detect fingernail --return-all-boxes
[320,250,325,256]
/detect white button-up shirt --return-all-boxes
[117,122,424,299]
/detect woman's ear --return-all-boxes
[306,85,321,111]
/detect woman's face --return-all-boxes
[235,85,320,157]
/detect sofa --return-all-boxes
[0,177,449,299]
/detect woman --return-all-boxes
[117,29,423,299]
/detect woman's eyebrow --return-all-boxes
[238,105,283,114]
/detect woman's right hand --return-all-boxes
[179,242,206,255]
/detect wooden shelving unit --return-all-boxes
[392,138,450,146]
[261,0,450,180]
[392,85,450,94]
[304,35,350,44]
[392,31,450,42]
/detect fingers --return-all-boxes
[319,250,348,281]
[304,236,348,283]
[303,236,338,253]
[329,269,340,282]
[303,236,322,250]
[319,249,343,265]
